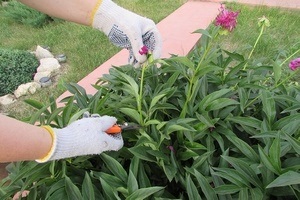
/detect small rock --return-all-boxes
[34,71,52,82]
[55,54,67,63]
[14,82,41,98]
[39,77,52,87]
[35,45,54,60]
[0,94,16,106]
[37,58,61,73]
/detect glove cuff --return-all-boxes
[91,0,130,34]
[35,126,56,163]
[89,0,104,25]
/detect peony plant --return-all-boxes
[1,5,300,200]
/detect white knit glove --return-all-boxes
[36,113,123,163]
[91,0,162,67]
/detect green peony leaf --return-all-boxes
[267,171,300,188]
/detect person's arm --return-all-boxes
[0,115,52,162]
[0,114,123,163]
[18,0,97,25]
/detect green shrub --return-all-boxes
[1,17,300,200]
[4,0,53,27]
[0,48,39,96]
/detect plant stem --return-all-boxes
[274,68,300,89]
[180,35,214,118]
[279,48,300,67]
[243,25,265,70]
[138,64,147,125]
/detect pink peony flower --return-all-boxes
[139,45,149,55]
[289,58,300,71]
[215,4,239,33]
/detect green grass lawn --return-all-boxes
[0,0,186,118]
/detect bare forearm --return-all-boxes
[0,115,52,163]
[18,0,99,25]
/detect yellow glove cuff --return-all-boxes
[36,126,56,163]
[89,0,104,25]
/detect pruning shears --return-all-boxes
[105,122,140,134]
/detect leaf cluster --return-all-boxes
[0,48,39,96]
[1,27,300,199]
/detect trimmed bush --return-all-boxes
[4,0,53,27]
[0,48,39,96]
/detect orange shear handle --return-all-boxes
[105,125,122,134]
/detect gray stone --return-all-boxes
[55,54,67,63]
[14,82,41,98]
[39,77,52,87]
[35,45,54,60]
[37,58,61,73]
[0,94,16,106]
[34,71,52,82]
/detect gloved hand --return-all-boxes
[91,0,162,67]
[36,113,123,163]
